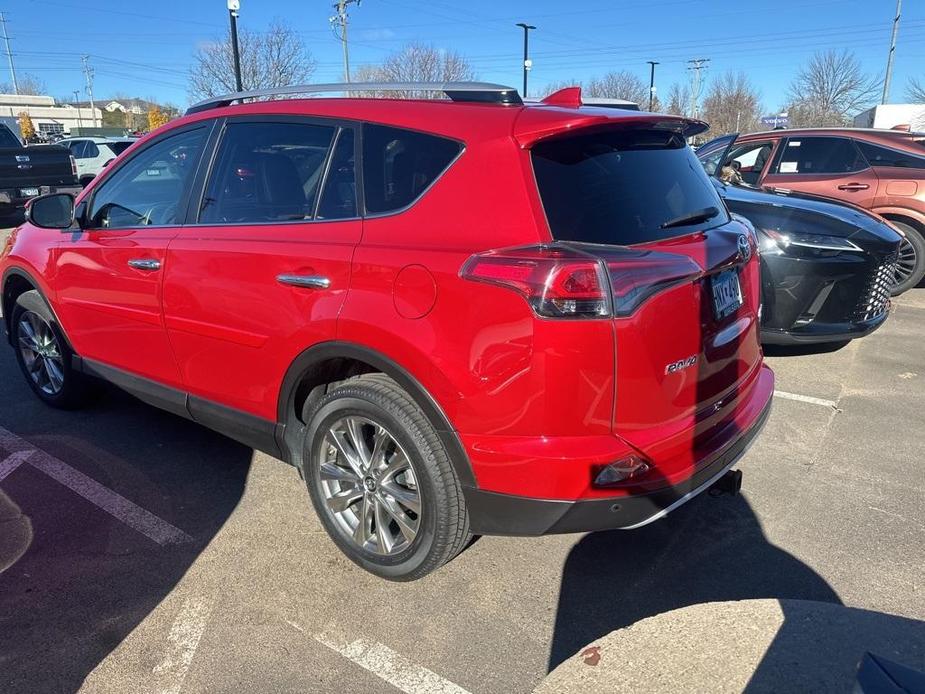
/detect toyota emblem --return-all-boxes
[737,234,752,261]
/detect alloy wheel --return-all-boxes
[316,416,421,556]
[895,237,917,287]
[17,311,65,396]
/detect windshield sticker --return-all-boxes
[779,161,799,173]
[788,141,801,147]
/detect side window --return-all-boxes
[316,128,356,220]
[68,141,88,159]
[199,121,335,225]
[88,127,206,229]
[775,137,867,175]
[857,141,925,170]
[84,142,100,159]
[362,124,462,214]
[722,141,774,185]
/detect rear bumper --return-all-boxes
[465,378,773,536]
[761,311,888,345]
[0,184,82,208]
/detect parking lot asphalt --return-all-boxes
[1,224,923,693]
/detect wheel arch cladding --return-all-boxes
[277,341,476,489]
[2,268,39,344]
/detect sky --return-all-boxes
[6,0,924,113]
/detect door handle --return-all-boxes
[128,259,161,271]
[276,274,331,289]
[837,183,869,191]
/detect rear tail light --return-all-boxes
[461,244,703,319]
[69,155,77,177]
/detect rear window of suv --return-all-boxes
[532,128,728,245]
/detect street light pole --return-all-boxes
[516,23,536,98]
[647,60,659,111]
[228,0,243,92]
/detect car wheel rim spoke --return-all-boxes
[317,416,421,556]
[895,240,917,283]
[17,311,65,396]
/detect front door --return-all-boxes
[54,125,210,388]
[761,136,879,207]
[162,118,361,421]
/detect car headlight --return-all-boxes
[759,228,863,255]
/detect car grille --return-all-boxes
[855,253,897,322]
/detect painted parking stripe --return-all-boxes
[0,450,34,481]
[153,596,214,694]
[773,390,839,409]
[0,426,193,545]
[313,631,471,694]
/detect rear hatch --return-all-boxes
[530,124,764,476]
[0,144,77,190]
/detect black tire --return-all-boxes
[10,290,90,409]
[302,373,470,581]
[890,220,925,296]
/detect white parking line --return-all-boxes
[0,426,193,545]
[0,450,34,481]
[152,596,214,694]
[773,390,839,409]
[312,631,472,694]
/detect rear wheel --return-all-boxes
[890,220,925,295]
[302,374,470,581]
[11,290,90,409]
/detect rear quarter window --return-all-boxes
[532,128,728,245]
[857,141,925,170]
[362,124,461,214]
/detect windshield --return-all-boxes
[532,128,729,245]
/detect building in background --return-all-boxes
[853,104,925,131]
[0,94,100,138]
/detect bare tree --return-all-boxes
[585,71,648,105]
[907,77,925,104]
[786,49,880,126]
[665,82,691,117]
[702,71,763,135]
[188,19,316,100]
[0,73,46,95]
[352,43,476,98]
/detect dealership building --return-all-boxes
[0,93,101,137]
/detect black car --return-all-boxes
[705,176,902,345]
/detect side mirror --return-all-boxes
[26,193,75,230]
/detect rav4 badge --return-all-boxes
[665,355,698,375]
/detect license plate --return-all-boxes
[19,188,39,197]
[711,269,743,319]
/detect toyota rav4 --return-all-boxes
[1,83,774,580]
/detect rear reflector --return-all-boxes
[461,243,703,319]
[593,456,651,486]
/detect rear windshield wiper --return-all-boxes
[659,206,719,229]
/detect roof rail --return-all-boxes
[186,81,523,115]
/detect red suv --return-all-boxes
[1,83,773,580]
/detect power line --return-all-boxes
[0,13,17,94]
[81,55,97,127]
[331,0,362,83]
[687,58,709,118]
[882,0,902,104]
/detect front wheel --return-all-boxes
[890,220,925,295]
[301,374,470,581]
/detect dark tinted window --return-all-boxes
[200,121,335,224]
[68,140,88,158]
[0,126,21,148]
[88,127,206,228]
[774,137,867,174]
[317,128,356,220]
[857,141,925,170]
[84,142,100,158]
[532,128,728,245]
[362,124,461,214]
[108,141,134,156]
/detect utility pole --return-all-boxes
[516,23,536,98]
[881,0,902,104]
[73,89,83,131]
[687,58,709,119]
[0,13,18,95]
[227,0,243,92]
[647,60,659,111]
[331,0,361,83]
[81,55,97,128]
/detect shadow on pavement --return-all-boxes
[0,352,252,693]
[548,493,842,671]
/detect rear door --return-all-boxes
[531,126,763,457]
[54,123,211,389]
[162,117,360,422]
[762,136,879,207]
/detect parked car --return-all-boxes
[56,136,136,187]
[697,129,925,294]
[0,123,80,220]
[1,83,773,580]
[703,175,902,344]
